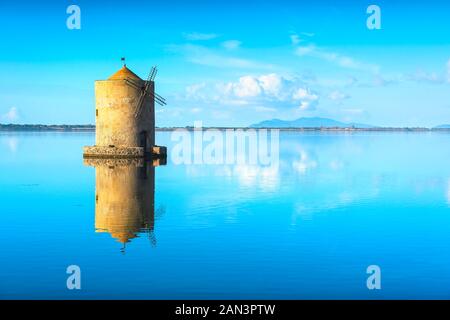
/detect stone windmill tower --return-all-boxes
[84,60,166,158]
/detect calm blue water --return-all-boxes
[1,131,450,299]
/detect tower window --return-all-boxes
[96,109,98,117]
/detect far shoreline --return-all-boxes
[0,124,449,132]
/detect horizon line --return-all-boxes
[0,124,449,131]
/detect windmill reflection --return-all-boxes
[84,157,165,251]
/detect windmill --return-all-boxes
[124,66,166,118]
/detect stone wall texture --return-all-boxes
[95,78,155,150]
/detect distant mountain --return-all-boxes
[433,124,450,129]
[250,117,375,129]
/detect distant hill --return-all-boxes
[250,117,375,129]
[434,124,450,129]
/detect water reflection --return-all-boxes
[2,132,450,298]
[1,135,19,153]
[84,158,165,251]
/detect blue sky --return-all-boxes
[0,0,449,127]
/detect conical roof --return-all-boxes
[108,66,142,81]
[110,230,138,244]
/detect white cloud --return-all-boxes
[183,32,218,41]
[290,32,314,45]
[181,73,320,111]
[226,74,318,110]
[292,88,319,110]
[233,76,262,98]
[328,90,350,101]
[186,82,207,100]
[408,70,444,84]
[1,107,20,123]
[169,44,274,70]
[295,45,379,73]
[296,45,316,56]
[398,60,450,85]
[222,40,241,50]
[372,74,398,87]
[258,73,283,97]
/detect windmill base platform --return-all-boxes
[83,145,167,159]
[83,156,166,168]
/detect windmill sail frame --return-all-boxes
[123,66,166,118]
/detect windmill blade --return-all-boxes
[155,98,166,106]
[124,78,142,90]
[153,93,166,106]
[134,80,154,117]
[150,67,158,81]
[134,92,147,117]
[147,66,157,82]
[134,88,147,117]
[125,77,148,117]
[148,90,166,105]
[126,77,143,87]
[154,92,166,103]
[148,92,166,106]
[133,66,165,117]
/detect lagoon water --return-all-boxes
[1,131,450,299]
